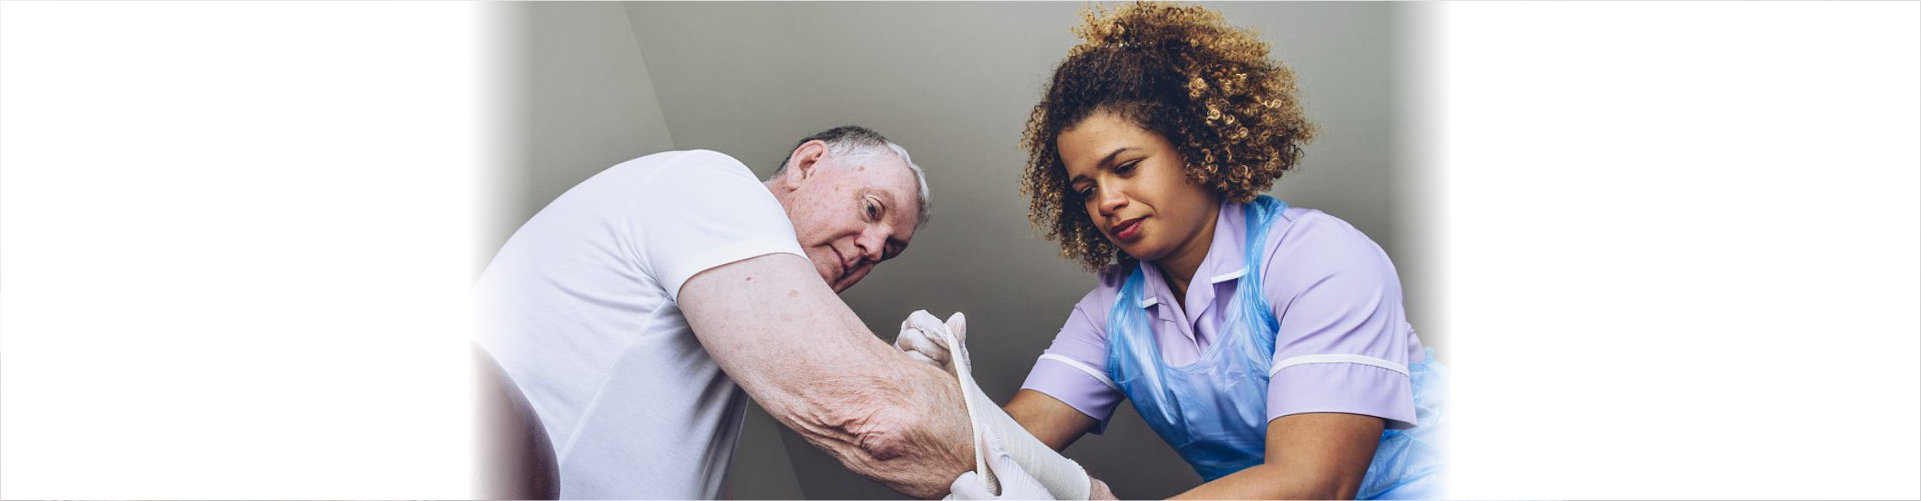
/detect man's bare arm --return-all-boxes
[678,253,973,499]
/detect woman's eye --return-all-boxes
[864,201,879,219]
[1115,161,1138,174]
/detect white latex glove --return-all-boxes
[895,309,965,372]
[946,423,1053,500]
[904,308,1093,500]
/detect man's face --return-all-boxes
[777,145,921,292]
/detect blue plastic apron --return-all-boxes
[1105,196,1448,499]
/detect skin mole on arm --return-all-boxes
[788,289,799,298]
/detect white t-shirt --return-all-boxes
[473,149,806,499]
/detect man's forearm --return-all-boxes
[678,254,974,498]
[748,344,974,498]
[774,355,975,498]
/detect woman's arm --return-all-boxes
[1170,413,1383,500]
[1003,388,1119,500]
[1004,389,1100,452]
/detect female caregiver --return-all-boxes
[937,3,1446,499]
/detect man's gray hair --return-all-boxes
[770,125,931,227]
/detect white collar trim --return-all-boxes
[1209,267,1248,284]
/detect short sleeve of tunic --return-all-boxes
[1018,272,1129,434]
[1262,210,1419,429]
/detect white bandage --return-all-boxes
[901,311,1091,501]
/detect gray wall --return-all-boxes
[478,2,678,265]
[491,2,1427,499]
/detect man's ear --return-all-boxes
[782,140,830,188]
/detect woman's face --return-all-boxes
[1057,110,1220,263]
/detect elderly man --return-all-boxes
[474,126,974,499]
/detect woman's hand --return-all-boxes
[944,420,1115,501]
[1088,476,1118,500]
[896,310,966,371]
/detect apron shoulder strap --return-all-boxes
[1236,196,1288,357]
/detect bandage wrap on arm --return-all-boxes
[900,311,1091,501]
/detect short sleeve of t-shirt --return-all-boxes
[1019,272,1128,434]
[626,150,807,302]
[1261,210,1418,429]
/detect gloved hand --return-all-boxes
[903,309,1096,500]
[945,423,1054,500]
[895,309,967,373]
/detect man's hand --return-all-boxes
[895,310,966,373]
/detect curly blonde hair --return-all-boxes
[1020,2,1315,274]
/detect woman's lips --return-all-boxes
[1111,217,1145,241]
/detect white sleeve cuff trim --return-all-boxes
[1269,354,1409,377]
[1039,354,1120,392]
